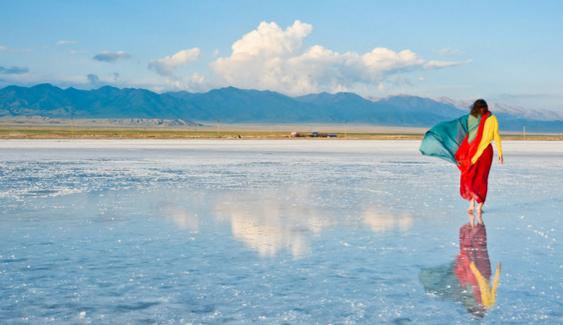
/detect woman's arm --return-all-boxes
[493,117,503,164]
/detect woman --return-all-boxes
[419,99,503,223]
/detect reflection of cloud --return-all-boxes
[362,207,413,233]
[214,189,331,259]
[158,202,199,232]
[229,213,310,258]
[155,188,415,258]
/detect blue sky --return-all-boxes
[1,0,562,111]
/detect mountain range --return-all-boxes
[1,83,562,132]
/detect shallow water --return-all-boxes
[0,140,561,324]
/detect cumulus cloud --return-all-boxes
[148,48,200,76]
[0,66,29,74]
[211,20,467,95]
[92,50,130,63]
[156,72,209,92]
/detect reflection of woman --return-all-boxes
[419,99,503,223]
[454,223,501,315]
[419,221,501,317]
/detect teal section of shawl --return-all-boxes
[467,114,480,144]
[419,115,469,164]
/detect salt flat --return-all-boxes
[0,140,561,323]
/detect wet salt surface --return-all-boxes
[0,140,561,324]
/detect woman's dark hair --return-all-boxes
[470,99,489,117]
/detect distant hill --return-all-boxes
[1,83,563,132]
[0,84,189,119]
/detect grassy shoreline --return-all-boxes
[1,126,563,140]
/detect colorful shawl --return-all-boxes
[419,112,491,167]
[419,115,469,164]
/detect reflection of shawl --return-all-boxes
[470,261,501,309]
[419,262,485,316]
[419,224,501,314]
[454,224,497,307]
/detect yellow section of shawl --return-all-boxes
[471,115,503,164]
[469,261,501,309]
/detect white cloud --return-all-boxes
[157,72,208,92]
[68,49,83,55]
[148,48,200,76]
[56,40,77,46]
[424,59,470,69]
[0,45,25,53]
[436,48,463,56]
[0,66,29,74]
[211,20,468,95]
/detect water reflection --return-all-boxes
[213,189,332,259]
[419,214,501,317]
[158,201,200,232]
[157,189,413,258]
[363,207,413,233]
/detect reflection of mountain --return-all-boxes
[419,222,501,317]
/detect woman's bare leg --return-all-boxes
[467,210,475,225]
[468,198,475,214]
[476,202,484,224]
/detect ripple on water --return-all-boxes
[114,301,160,312]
